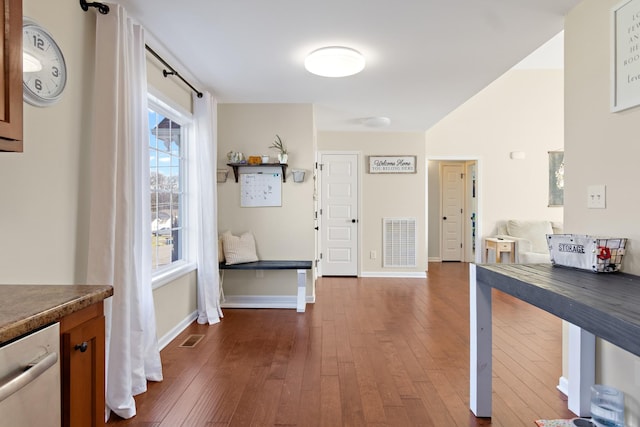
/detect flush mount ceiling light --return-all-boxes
[362,116,391,128]
[305,46,365,77]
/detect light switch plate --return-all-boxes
[587,185,606,209]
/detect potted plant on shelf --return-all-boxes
[269,134,288,164]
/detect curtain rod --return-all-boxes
[80,0,204,99]
[144,45,204,98]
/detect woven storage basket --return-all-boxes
[547,234,627,273]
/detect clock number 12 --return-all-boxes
[32,34,45,50]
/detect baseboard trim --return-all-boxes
[360,271,427,278]
[221,295,299,309]
[557,376,569,396]
[158,310,198,350]
[428,257,442,262]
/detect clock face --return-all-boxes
[22,19,67,107]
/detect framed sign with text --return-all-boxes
[612,0,640,112]
[368,156,416,174]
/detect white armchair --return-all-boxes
[495,220,563,263]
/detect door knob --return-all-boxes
[443,216,447,220]
[75,342,88,353]
[351,219,358,223]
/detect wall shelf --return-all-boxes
[227,163,288,182]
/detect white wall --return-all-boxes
[425,68,565,254]
[317,131,427,275]
[217,104,316,296]
[0,0,198,346]
[565,0,640,421]
[427,160,442,259]
[0,1,95,284]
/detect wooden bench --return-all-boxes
[218,260,313,312]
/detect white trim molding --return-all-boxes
[158,310,198,350]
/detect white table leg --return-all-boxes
[568,323,595,416]
[296,269,307,312]
[470,263,492,417]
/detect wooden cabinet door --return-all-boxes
[0,0,22,151]
[61,314,106,427]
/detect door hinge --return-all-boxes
[460,243,463,248]
[460,208,463,214]
[319,253,323,259]
[319,163,324,171]
[319,208,322,215]
[460,173,464,179]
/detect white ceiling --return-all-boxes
[114,0,579,132]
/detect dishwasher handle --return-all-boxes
[0,351,58,403]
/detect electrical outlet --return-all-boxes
[587,185,606,209]
[370,250,377,259]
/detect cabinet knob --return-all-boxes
[75,342,88,353]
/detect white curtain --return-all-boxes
[193,92,223,324]
[87,4,162,420]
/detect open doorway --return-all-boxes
[427,159,479,263]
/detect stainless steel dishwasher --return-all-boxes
[0,322,61,427]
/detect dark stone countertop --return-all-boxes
[0,284,113,345]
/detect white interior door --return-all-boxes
[441,163,464,261]
[319,153,359,276]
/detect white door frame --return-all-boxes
[427,155,483,264]
[316,150,362,277]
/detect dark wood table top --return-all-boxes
[475,263,640,357]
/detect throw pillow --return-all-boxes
[221,231,259,265]
[507,220,553,253]
[218,237,225,263]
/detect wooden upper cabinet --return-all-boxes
[0,0,23,151]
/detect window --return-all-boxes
[148,94,192,277]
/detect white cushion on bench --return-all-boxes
[221,231,259,265]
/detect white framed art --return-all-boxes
[611,0,640,112]
[368,156,416,174]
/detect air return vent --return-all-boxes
[179,334,204,348]
[383,217,417,267]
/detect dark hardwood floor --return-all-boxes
[107,262,574,426]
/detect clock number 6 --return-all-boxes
[32,35,45,50]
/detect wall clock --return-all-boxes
[22,18,67,107]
